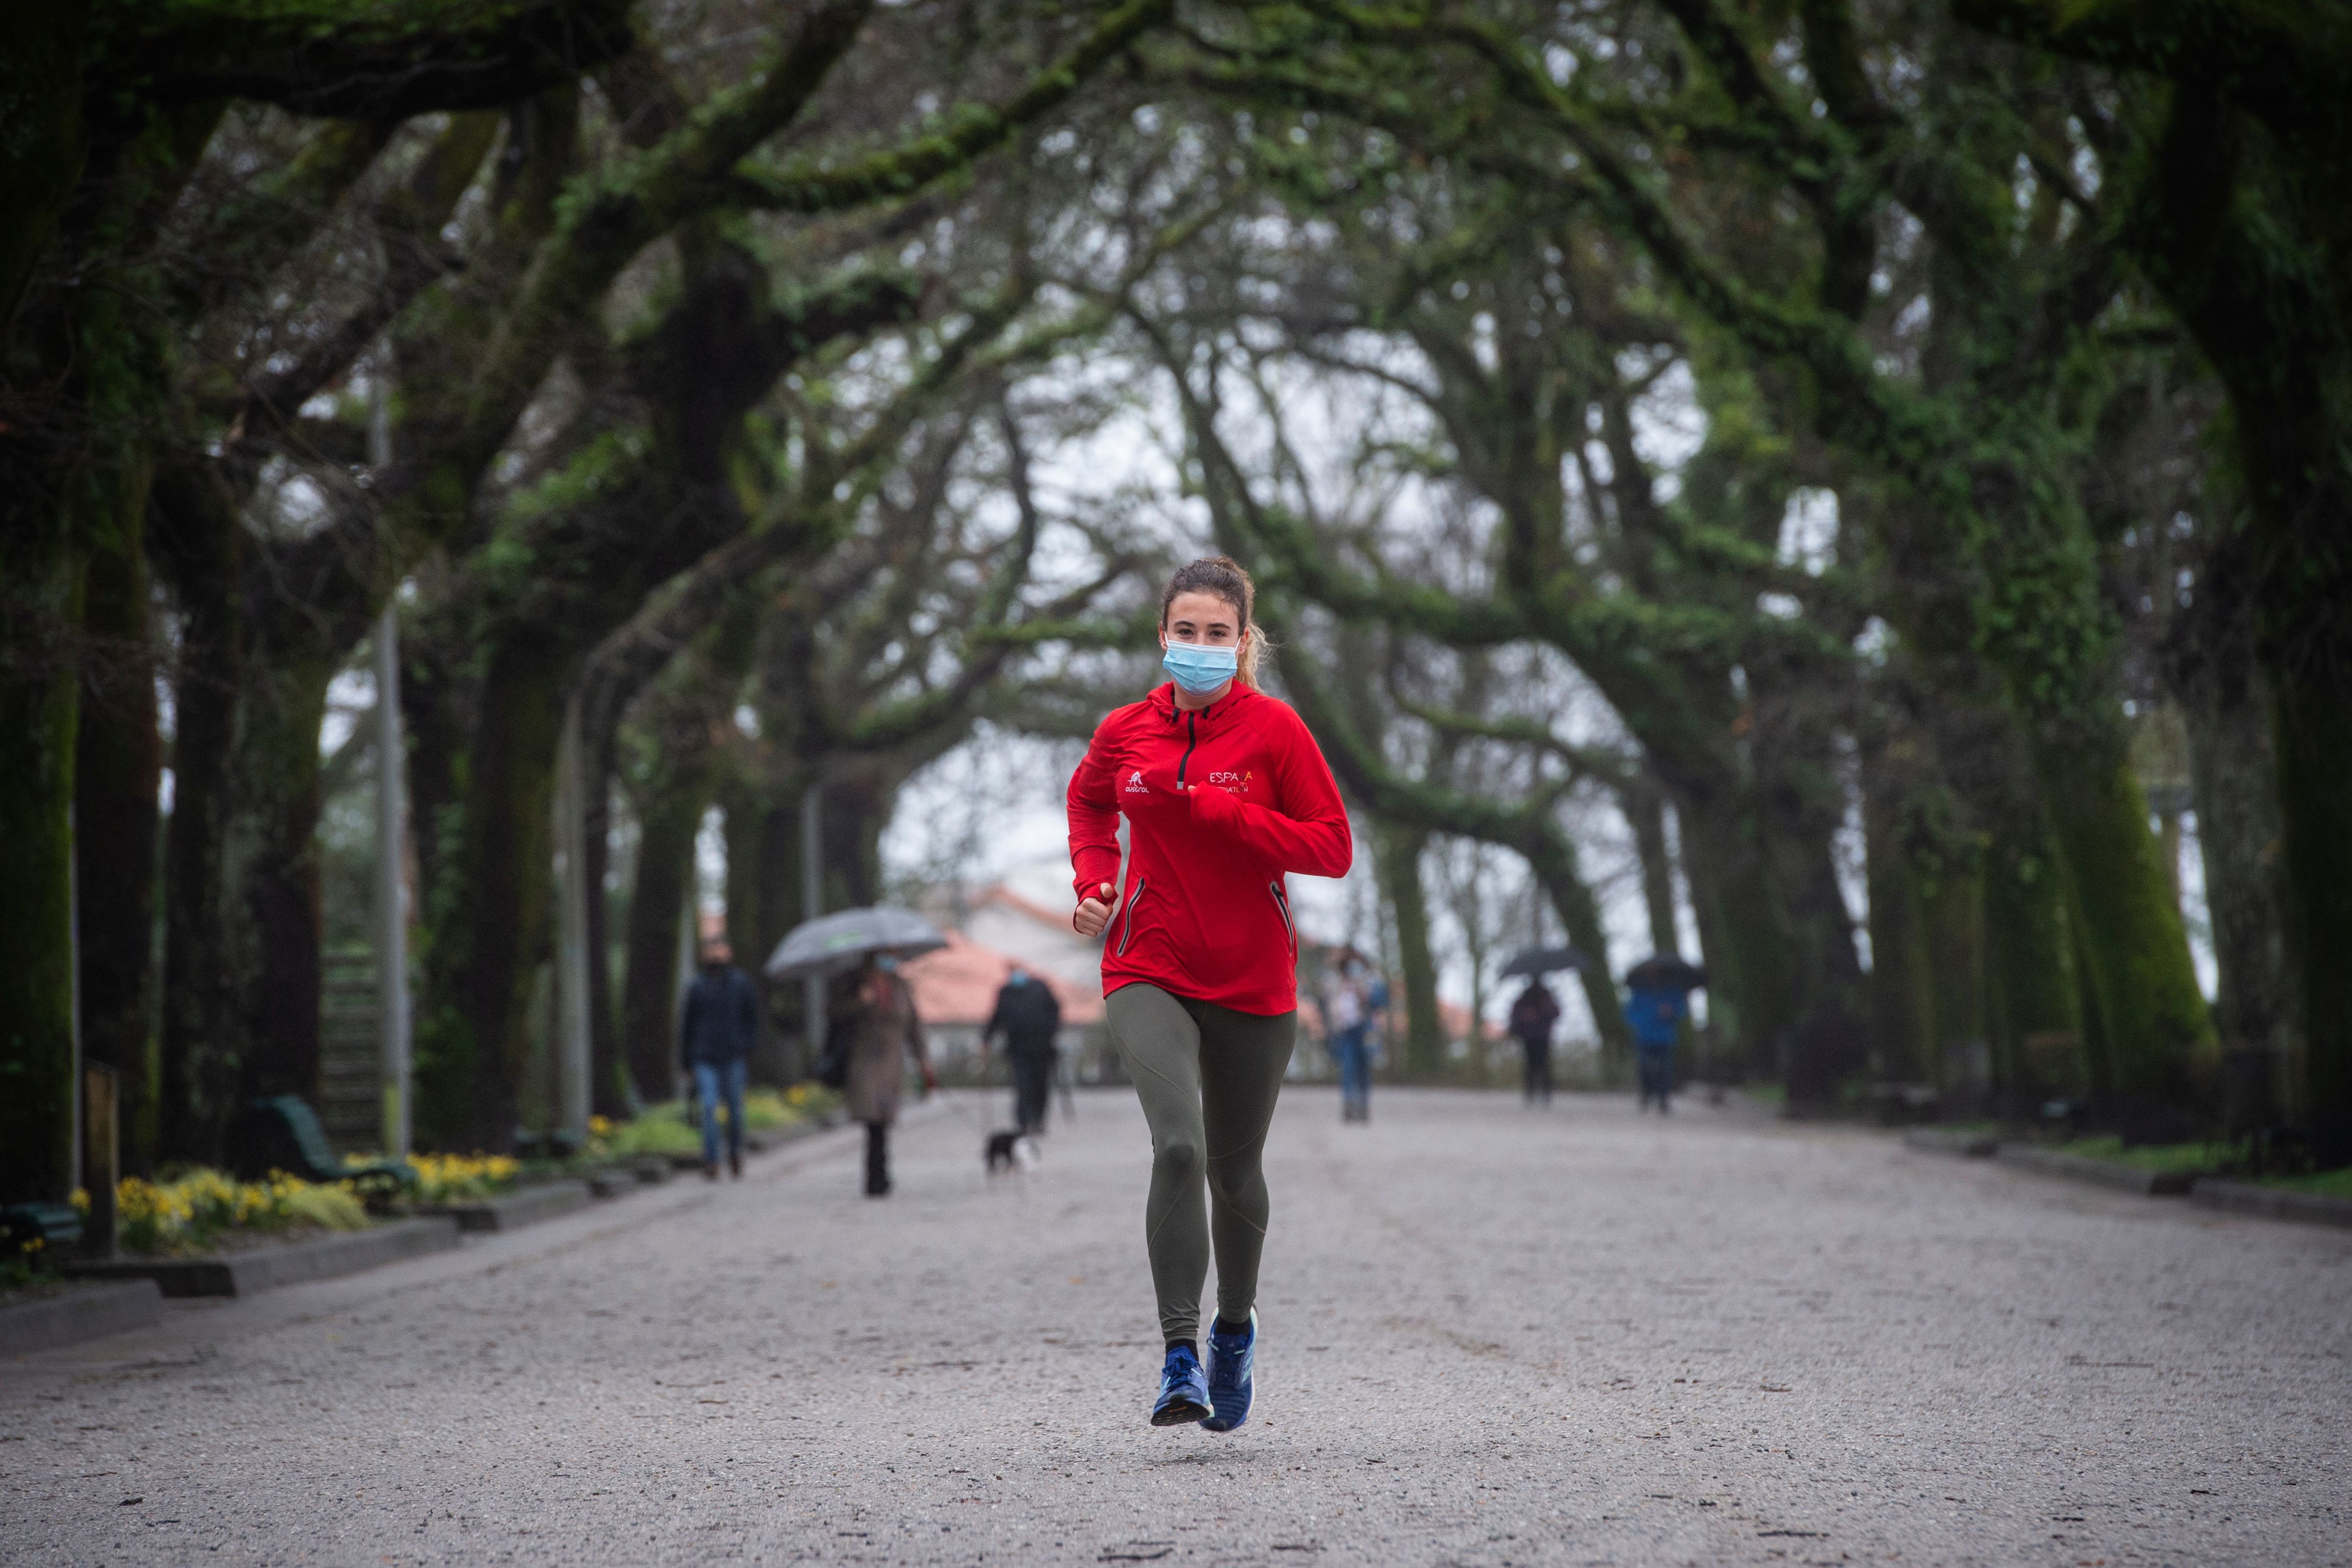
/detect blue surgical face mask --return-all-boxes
[1162,640,1238,694]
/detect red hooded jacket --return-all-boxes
[1068,681,1353,1015]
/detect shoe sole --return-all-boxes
[1150,1399,1209,1427]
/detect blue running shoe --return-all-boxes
[1201,1309,1257,1432]
[1151,1342,1210,1427]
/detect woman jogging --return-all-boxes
[1067,557,1352,1430]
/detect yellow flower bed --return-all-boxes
[586,1083,840,1160]
[398,1153,520,1203]
[117,1169,368,1256]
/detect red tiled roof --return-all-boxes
[901,929,1104,1028]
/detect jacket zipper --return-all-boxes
[1118,879,1148,956]
[1175,710,1199,789]
[1267,881,1295,954]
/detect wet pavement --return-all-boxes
[5,1086,2346,1566]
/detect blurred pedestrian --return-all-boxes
[1625,983,1688,1112]
[1508,978,1562,1106]
[1067,555,1352,1433]
[846,954,934,1196]
[679,937,760,1179]
[983,965,1063,1135]
[1322,956,1374,1123]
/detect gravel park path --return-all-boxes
[5,1088,2347,1567]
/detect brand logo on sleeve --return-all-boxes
[1124,769,1149,794]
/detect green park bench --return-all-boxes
[228,1096,413,1200]
[2,1202,84,1264]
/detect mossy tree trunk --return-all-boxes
[1916,849,1986,1095]
[619,696,718,1106]
[1375,823,1445,1080]
[416,639,567,1152]
[1980,821,2081,1110]
[223,649,339,1109]
[1954,0,2347,1149]
[152,468,244,1167]
[620,808,697,1107]
[1624,784,1682,959]
[578,748,630,1119]
[75,513,163,1175]
[1,90,206,1194]
[2171,567,2294,1121]
[1859,719,1934,1084]
[2032,729,2213,1116]
[1678,796,1803,1084]
[0,539,83,1203]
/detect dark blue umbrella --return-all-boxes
[1624,954,1706,992]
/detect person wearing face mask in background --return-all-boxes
[982,964,1064,1135]
[1066,556,1353,1433]
[844,953,934,1196]
[679,937,761,1179]
[1320,952,1385,1123]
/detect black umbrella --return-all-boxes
[1500,945,1586,980]
[763,905,948,981]
[1624,954,1706,992]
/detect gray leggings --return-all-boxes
[1107,983,1296,1348]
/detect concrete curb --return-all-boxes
[1996,1145,2199,1196]
[420,1180,594,1232]
[63,1217,462,1298]
[655,1116,833,1168]
[2,1280,165,1354]
[583,1158,680,1196]
[1903,1127,1999,1158]
[746,1118,831,1153]
[2190,1178,2352,1230]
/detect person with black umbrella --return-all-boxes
[1508,978,1563,1106]
[1499,946,1582,1107]
[1622,955,1704,1113]
[844,954,934,1196]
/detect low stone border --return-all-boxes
[654,1117,832,1168]
[63,1217,461,1299]
[584,1157,680,1196]
[745,1118,831,1153]
[2,1280,165,1354]
[418,1179,593,1232]
[2190,1178,2352,1230]
[1996,1144,2200,1196]
[1903,1127,1999,1158]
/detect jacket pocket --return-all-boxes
[1267,880,1296,957]
[1117,879,1149,957]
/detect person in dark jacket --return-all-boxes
[1509,979,1563,1106]
[680,938,761,1179]
[982,966,1063,1134]
[1624,984,1689,1112]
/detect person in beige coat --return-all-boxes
[846,956,932,1196]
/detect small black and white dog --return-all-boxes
[984,1128,1040,1175]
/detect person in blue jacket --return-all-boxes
[1624,984,1688,1113]
[680,937,761,1178]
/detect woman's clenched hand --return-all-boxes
[1073,881,1116,937]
